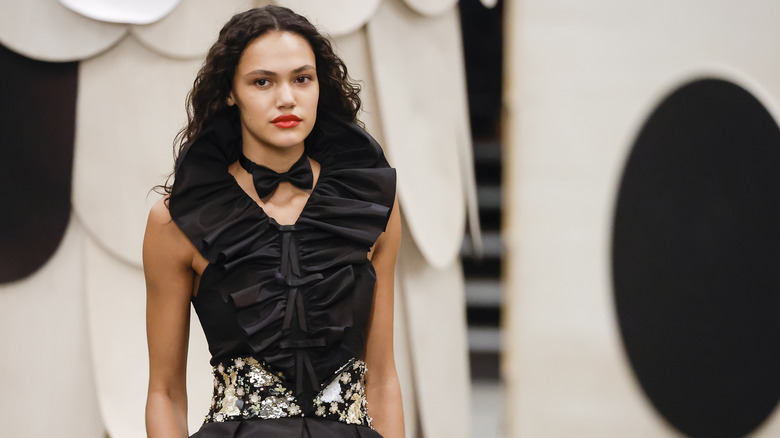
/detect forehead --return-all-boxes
[236,31,316,72]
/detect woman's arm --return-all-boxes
[143,198,196,438]
[365,197,405,438]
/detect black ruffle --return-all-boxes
[169,112,396,414]
[170,113,395,269]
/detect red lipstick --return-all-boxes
[272,114,302,128]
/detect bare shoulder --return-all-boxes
[148,196,173,226]
[146,197,185,240]
[144,197,193,270]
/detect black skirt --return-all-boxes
[190,417,383,438]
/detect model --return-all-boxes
[143,6,404,437]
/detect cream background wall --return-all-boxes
[503,1,780,436]
[0,218,104,438]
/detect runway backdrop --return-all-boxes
[8,1,776,437]
[0,0,483,437]
[503,1,780,437]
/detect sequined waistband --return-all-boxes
[204,356,373,429]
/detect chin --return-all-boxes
[272,131,311,146]
[267,137,307,150]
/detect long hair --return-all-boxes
[157,5,362,195]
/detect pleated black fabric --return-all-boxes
[189,417,383,438]
[169,112,395,436]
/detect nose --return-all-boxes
[276,83,295,108]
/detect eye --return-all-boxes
[295,75,313,84]
[255,78,270,87]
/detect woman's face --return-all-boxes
[228,31,319,154]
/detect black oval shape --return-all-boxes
[0,44,76,282]
[613,78,780,438]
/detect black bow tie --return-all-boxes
[238,153,313,198]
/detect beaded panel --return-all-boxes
[312,359,372,426]
[206,356,301,422]
[205,356,372,428]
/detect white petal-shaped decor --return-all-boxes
[132,0,256,59]
[272,0,381,36]
[402,0,457,17]
[398,227,470,438]
[59,0,181,24]
[341,10,480,257]
[393,270,420,438]
[332,29,384,149]
[480,0,499,9]
[73,36,201,268]
[367,0,468,268]
[84,238,149,438]
[0,0,126,62]
[85,236,212,438]
[0,218,105,437]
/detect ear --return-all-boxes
[226,91,236,107]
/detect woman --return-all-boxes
[143,6,404,437]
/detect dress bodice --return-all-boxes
[169,113,396,418]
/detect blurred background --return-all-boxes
[2,1,780,437]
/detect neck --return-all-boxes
[242,142,306,173]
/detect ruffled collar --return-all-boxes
[168,111,396,268]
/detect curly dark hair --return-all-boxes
[158,5,362,195]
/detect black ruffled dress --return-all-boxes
[168,113,396,438]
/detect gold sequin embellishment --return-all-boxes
[313,360,372,427]
[205,357,372,428]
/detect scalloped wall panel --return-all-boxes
[0,219,105,437]
[402,0,457,17]
[392,269,420,438]
[0,0,126,62]
[73,37,201,267]
[367,0,469,268]
[58,0,181,24]
[331,29,385,154]
[84,237,150,438]
[398,229,470,438]
[272,0,381,36]
[132,0,256,59]
[84,235,212,438]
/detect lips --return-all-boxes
[272,114,302,128]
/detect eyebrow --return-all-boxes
[244,65,316,77]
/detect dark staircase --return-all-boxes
[459,0,504,382]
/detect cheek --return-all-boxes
[308,86,320,107]
[240,96,270,119]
